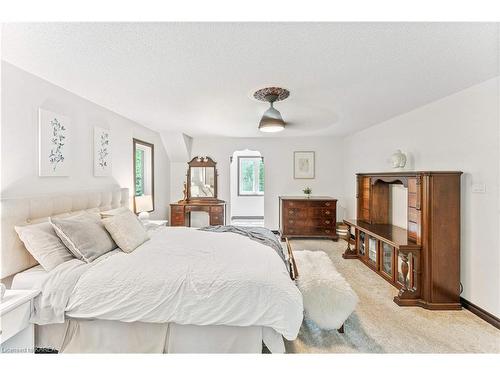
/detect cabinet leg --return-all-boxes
[337,324,344,334]
[342,223,358,259]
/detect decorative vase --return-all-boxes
[391,149,407,169]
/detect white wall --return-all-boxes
[1,62,170,219]
[342,77,500,317]
[230,149,264,218]
[171,136,344,229]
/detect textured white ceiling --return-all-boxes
[2,23,498,137]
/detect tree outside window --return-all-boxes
[238,156,264,196]
[135,149,144,196]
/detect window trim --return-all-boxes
[237,156,264,197]
[133,138,155,213]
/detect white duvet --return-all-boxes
[31,227,304,340]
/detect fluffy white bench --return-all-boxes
[293,250,358,331]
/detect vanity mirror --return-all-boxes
[186,156,219,201]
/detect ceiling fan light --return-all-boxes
[259,123,285,132]
[253,87,289,133]
[258,105,285,132]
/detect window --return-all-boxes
[238,156,264,196]
[135,148,145,196]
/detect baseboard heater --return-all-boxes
[231,216,264,220]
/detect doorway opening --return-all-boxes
[230,149,264,227]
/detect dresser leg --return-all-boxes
[337,324,344,334]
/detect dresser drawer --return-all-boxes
[170,214,185,226]
[171,206,184,214]
[0,301,31,344]
[210,206,223,213]
[285,207,308,219]
[284,200,335,208]
[309,207,335,218]
[309,218,335,228]
[210,214,224,225]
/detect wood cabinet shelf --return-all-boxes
[343,220,421,252]
[342,171,462,310]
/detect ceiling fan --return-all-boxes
[253,87,290,133]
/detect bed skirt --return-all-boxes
[36,320,285,353]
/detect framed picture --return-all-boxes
[294,151,315,179]
[94,126,112,176]
[39,108,71,176]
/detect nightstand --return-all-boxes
[1,289,39,353]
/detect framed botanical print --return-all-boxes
[294,151,315,179]
[39,108,71,176]
[94,126,112,176]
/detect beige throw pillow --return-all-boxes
[100,206,130,218]
[15,222,75,271]
[50,213,117,263]
[102,210,150,253]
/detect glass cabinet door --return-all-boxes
[381,242,394,279]
[358,231,366,256]
[368,236,377,266]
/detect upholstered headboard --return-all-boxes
[1,188,129,279]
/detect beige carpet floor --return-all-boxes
[284,239,500,353]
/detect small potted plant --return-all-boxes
[303,187,312,198]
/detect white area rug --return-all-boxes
[294,250,358,330]
[285,239,500,353]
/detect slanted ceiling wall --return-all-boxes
[1,62,171,219]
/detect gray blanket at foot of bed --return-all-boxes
[198,225,287,266]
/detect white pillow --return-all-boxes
[102,210,150,253]
[50,213,117,263]
[100,207,130,218]
[15,222,74,271]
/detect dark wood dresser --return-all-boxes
[343,171,462,310]
[170,201,226,227]
[279,196,338,241]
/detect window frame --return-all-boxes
[133,138,155,213]
[237,156,264,197]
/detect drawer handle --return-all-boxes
[325,202,330,206]
[325,229,331,233]
[289,210,294,215]
[289,220,294,224]
[325,220,331,224]
[325,210,331,215]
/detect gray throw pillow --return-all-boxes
[15,222,75,271]
[50,213,117,263]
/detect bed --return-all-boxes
[1,188,303,353]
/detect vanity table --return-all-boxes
[170,156,226,227]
